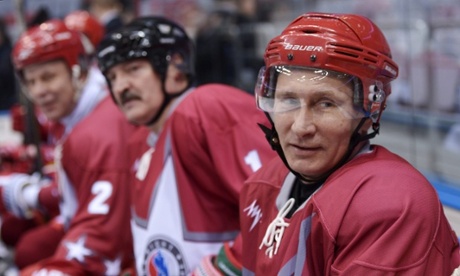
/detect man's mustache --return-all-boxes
[120,90,141,105]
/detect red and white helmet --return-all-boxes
[64,10,105,52]
[12,19,86,73]
[255,12,399,125]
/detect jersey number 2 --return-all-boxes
[88,181,113,215]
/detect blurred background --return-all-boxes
[0,0,459,231]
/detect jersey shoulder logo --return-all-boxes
[243,200,263,231]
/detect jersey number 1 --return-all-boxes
[244,150,262,172]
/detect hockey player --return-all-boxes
[96,16,276,275]
[0,12,112,272]
[7,19,136,275]
[0,10,105,175]
[234,12,460,275]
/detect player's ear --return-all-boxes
[72,65,81,79]
[164,53,188,94]
[71,64,88,82]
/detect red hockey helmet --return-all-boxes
[12,19,86,73]
[255,12,399,124]
[64,10,105,49]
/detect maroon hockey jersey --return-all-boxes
[240,145,460,275]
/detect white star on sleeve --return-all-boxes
[104,256,121,275]
[64,235,93,263]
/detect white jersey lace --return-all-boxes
[259,198,295,258]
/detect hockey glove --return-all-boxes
[2,173,46,218]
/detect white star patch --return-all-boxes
[64,235,93,263]
[104,256,121,275]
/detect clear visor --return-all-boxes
[255,66,369,121]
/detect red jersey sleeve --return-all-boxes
[169,84,277,234]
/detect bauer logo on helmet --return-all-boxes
[284,43,323,52]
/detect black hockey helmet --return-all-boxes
[97,15,195,81]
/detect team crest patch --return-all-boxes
[143,236,187,276]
